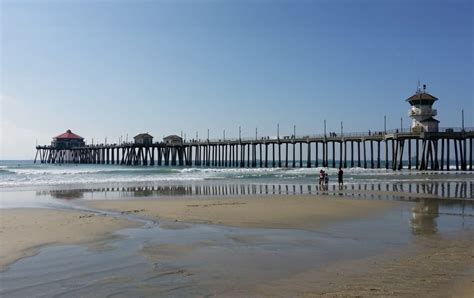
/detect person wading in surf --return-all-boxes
[338,167,344,188]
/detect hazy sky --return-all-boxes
[1,0,472,159]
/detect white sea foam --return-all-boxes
[0,175,207,187]
[7,166,158,175]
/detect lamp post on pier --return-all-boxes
[223,129,225,141]
[239,126,241,141]
[255,127,258,140]
[341,121,343,136]
[293,125,296,138]
[324,120,327,137]
[384,115,387,134]
[277,123,279,140]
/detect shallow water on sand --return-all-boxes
[1,179,472,210]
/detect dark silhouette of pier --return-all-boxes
[35,128,473,171]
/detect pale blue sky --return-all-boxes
[1,0,472,159]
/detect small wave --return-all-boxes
[0,169,14,175]
[178,167,281,174]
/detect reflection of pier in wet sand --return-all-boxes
[39,180,473,201]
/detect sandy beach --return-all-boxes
[0,208,141,270]
[1,194,473,297]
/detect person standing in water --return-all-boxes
[319,170,325,186]
[338,167,344,188]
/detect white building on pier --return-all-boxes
[406,84,439,132]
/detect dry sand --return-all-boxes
[86,195,400,230]
[0,208,141,270]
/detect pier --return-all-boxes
[35,128,473,171]
[34,86,473,171]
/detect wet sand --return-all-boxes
[0,208,141,270]
[86,195,400,230]
[254,232,474,297]
[86,195,474,296]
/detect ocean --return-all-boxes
[0,160,472,202]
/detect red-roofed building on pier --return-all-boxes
[51,129,85,149]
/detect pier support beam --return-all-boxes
[370,140,374,169]
[358,141,361,168]
[416,139,420,169]
[407,140,411,169]
[344,141,347,168]
[272,143,276,168]
[454,140,459,170]
[300,142,303,168]
[265,144,269,168]
[350,141,354,168]
[440,138,444,170]
[248,145,252,167]
[362,141,366,169]
[339,142,343,169]
[315,142,319,168]
[332,142,336,168]
[470,138,473,171]
[446,139,450,171]
[307,142,311,168]
[278,143,282,168]
[292,143,296,168]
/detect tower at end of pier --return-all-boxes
[406,84,440,132]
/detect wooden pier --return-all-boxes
[35,128,473,171]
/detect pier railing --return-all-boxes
[35,127,470,149]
